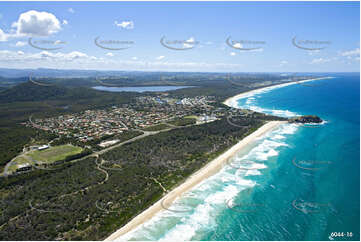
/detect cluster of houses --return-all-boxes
[26,95,218,142]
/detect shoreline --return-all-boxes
[104,77,327,240]
[223,77,333,108]
[105,120,286,241]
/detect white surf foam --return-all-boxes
[120,121,299,241]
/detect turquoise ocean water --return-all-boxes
[118,74,360,241]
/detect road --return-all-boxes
[0,121,190,177]
[28,76,54,87]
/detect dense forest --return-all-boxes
[0,126,56,172]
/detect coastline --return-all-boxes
[105,120,286,241]
[104,77,327,240]
[223,77,332,108]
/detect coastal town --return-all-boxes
[25,95,223,142]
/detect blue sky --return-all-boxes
[0,1,359,72]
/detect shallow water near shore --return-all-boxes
[118,74,360,241]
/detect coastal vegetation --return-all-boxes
[289,115,323,124]
[0,113,282,240]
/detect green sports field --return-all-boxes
[28,144,83,164]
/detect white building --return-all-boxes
[38,145,49,151]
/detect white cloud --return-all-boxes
[0,50,94,63]
[0,49,243,71]
[114,20,134,29]
[156,55,165,60]
[131,57,138,60]
[68,8,75,14]
[0,50,87,64]
[310,57,335,64]
[12,10,61,37]
[0,28,8,41]
[230,52,236,56]
[280,60,288,66]
[106,52,114,57]
[33,51,90,60]
[62,19,68,25]
[308,50,320,56]
[340,48,360,57]
[15,41,26,47]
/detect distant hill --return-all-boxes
[0,82,69,102]
[0,76,28,83]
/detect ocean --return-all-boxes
[118,74,360,241]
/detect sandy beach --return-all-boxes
[105,120,286,241]
[223,77,332,108]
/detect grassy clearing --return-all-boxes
[28,144,83,164]
[184,115,198,119]
[142,123,171,131]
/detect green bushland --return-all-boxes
[0,113,281,240]
[168,117,196,126]
[0,125,56,172]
